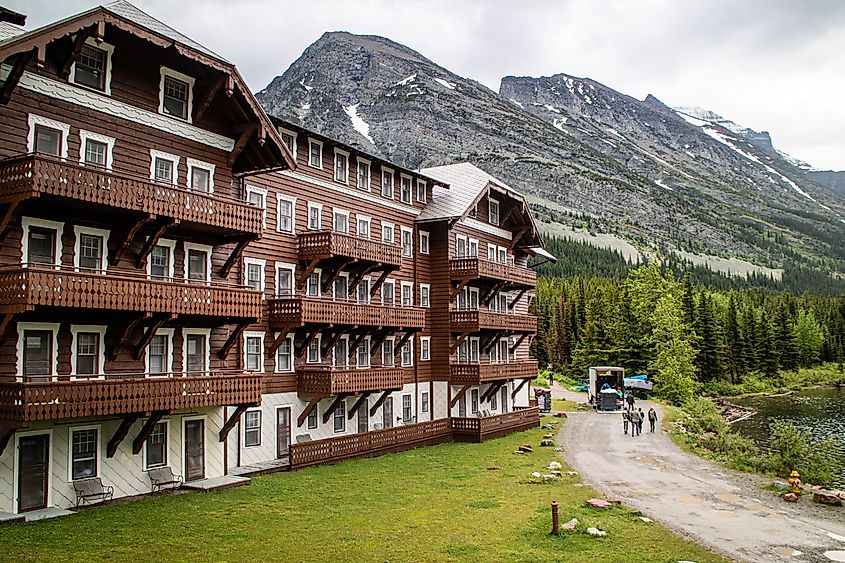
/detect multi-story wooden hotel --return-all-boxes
[0,1,550,515]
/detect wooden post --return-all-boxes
[551,501,559,535]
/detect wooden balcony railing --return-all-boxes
[450,360,539,384]
[0,266,262,319]
[450,258,536,288]
[297,366,406,396]
[290,418,452,469]
[450,310,537,333]
[299,231,403,266]
[0,154,264,236]
[451,406,540,442]
[269,297,425,328]
[0,371,262,423]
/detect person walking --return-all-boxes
[630,409,639,437]
[623,410,629,434]
[648,407,657,433]
[637,408,645,435]
[625,389,635,412]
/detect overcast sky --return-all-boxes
[12,0,845,171]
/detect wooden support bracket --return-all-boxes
[348,265,377,293]
[136,219,176,268]
[322,394,349,424]
[450,278,472,299]
[108,314,148,361]
[320,329,344,358]
[297,259,321,289]
[509,334,528,354]
[295,329,319,358]
[450,332,470,354]
[219,404,250,442]
[297,397,320,428]
[480,282,507,308]
[194,74,226,122]
[369,269,392,298]
[369,390,391,416]
[511,377,532,400]
[110,214,153,266]
[393,331,414,356]
[347,329,372,360]
[449,385,472,409]
[59,24,98,79]
[321,259,352,293]
[481,381,505,403]
[509,226,531,250]
[133,315,172,361]
[268,328,291,355]
[220,236,255,278]
[228,124,259,167]
[369,329,390,356]
[218,321,250,360]
[0,312,14,346]
[482,332,506,355]
[0,200,21,236]
[132,411,168,454]
[0,425,16,458]
[0,48,35,105]
[509,289,527,310]
[347,392,373,420]
[107,414,141,458]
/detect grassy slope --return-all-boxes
[0,418,724,563]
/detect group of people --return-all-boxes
[622,389,657,436]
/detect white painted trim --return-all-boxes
[455,234,468,258]
[420,336,431,361]
[276,194,297,234]
[69,38,114,95]
[333,397,347,433]
[146,237,176,280]
[416,179,427,203]
[489,199,500,226]
[461,217,513,240]
[26,114,69,158]
[278,127,297,161]
[419,230,430,255]
[274,333,295,373]
[333,148,350,185]
[380,168,394,199]
[381,278,395,306]
[381,222,395,244]
[159,66,195,123]
[468,237,479,257]
[16,322,60,382]
[69,325,107,379]
[245,185,268,229]
[142,418,170,471]
[3,67,234,151]
[307,202,323,230]
[355,336,371,368]
[13,429,53,513]
[306,333,322,364]
[78,129,116,169]
[186,158,215,193]
[145,327,175,376]
[149,149,180,186]
[400,280,414,307]
[243,330,266,373]
[400,226,414,258]
[242,408,262,448]
[278,170,420,216]
[243,257,267,297]
[401,339,414,367]
[420,283,430,308]
[399,174,413,204]
[67,424,102,482]
[307,138,323,169]
[332,207,350,233]
[182,328,212,375]
[356,157,371,191]
[183,242,213,283]
[274,261,296,298]
[20,216,63,267]
[331,334,350,368]
[356,214,371,239]
[382,336,395,366]
[73,225,110,273]
[305,268,322,298]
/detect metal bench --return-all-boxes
[148,467,183,493]
[73,477,114,507]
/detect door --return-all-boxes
[501,387,509,414]
[184,419,205,481]
[18,434,49,512]
[458,393,467,417]
[383,397,393,429]
[276,408,291,459]
[23,330,52,383]
[357,402,369,433]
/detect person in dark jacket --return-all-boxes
[625,389,635,412]
[648,407,658,433]
[623,411,629,434]
[637,408,645,435]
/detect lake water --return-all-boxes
[732,387,845,488]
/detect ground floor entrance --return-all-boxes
[17,434,49,512]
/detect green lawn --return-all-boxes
[1,418,724,563]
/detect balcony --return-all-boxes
[0,266,262,319]
[450,310,537,333]
[450,258,536,288]
[299,231,402,267]
[0,372,262,423]
[450,406,540,442]
[0,154,264,237]
[297,366,406,396]
[450,360,539,385]
[269,297,425,329]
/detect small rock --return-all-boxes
[548,461,562,470]
[783,493,799,503]
[540,439,555,447]
[518,445,534,453]
[531,471,541,478]
[513,450,525,455]
[554,447,563,452]
[772,480,790,491]
[586,527,607,537]
[586,498,612,509]
[813,491,843,506]
[543,433,553,439]
[561,517,578,531]
[638,516,653,523]
[542,474,557,480]
[565,471,579,477]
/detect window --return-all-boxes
[400,281,413,306]
[184,243,211,283]
[469,337,480,363]
[306,271,321,298]
[186,159,214,193]
[400,175,412,204]
[71,428,98,480]
[18,323,59,382]
[276,335,294,372]
[357,159,370,191]
[333,274,349,301]
[420,336,431,361]
[468,238,479,257]
[148,238,175,280]
[245,186,267,229]
[402,394,412,422]
[307,335,321,364]
[333,337,349,368]
[307,407,318,429]
[74,226,109,273]
[382,279,395,305]
[356,340,370,368]
[401,227,413,258]
[275,263,295,297]
[70,41,113,93]
[79,131,115,169]
[244,332,264,372]
[334,400,346,433]
[381,222,394,244]
[357,216,370,239]
[244,411,261,447]
[145,422,167,469]
[22,217,63,267]
[455,235,467,258]
[71,325,105,378]
[471,389,479,414]
[276,195,296,234]
[488,244,496,262]
[159,67,194,121]
[308,139,323,168]
[334,150,349,184]
[333,209,349,233]
[401,340,413,367]
[421,392,429,413]
[244,258,266,294]
[490,390,498,410]
[383,397,394,429]
[279,128,297,160]
[420,284,430,308]
[150,150,179,185]
[184,330,209,374]
[357,277,370,304]
[307,202,322,230]
[147,329,174,375]
[489,199,500,226]
[416,180,427,203]
[381,169,394,198]
[382,337,394,366]
[27,115,70,158]
[417,231,430,255]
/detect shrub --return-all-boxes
[764,420,837,486]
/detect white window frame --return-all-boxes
[399,174,412,204]
[455,234,468,258]
[334,148,349,185]
[487,243,497,262]
[16,322,60,382]
[69,38,114,95]
[145,327,175,376]
[419,231,429,255]
[243,330,266,374]
[243,409,262,447]
[26,114,70,158]
[489,199,500,226]
[402,394,412,422]
[275,334,295,373]
[306,334,322,364]
[159,66,195,123]
[416,179,427,203]
[356,215,371,239]
[498,245,508,264]
[468,238,479,257]
[333,398,346,433]
[187,158,215,193]
[356,337,371,368]
[142,419,170,471]
[357,275,371,304]
[306,268,322,298]
[381,222,394,244]
[420,283,430,308]
[78,130,116,170]
[401,340,414,367]
[73,225,110,273]
[20,216,63,268]
[149,149,180,186]
[400,281,414,307]
[245,185,268,229]
[382,336,395,366]
[332,334,350,368]
[381,167,394,199]
[401,226,413,258]
[332,271,350,302]
[381,279,395,306]
[70,324,107,380]
[420,336,431,361]
[183,242,213,283]
[307,202,323,230]
[68,425,101,482]
[243,257,267,297]
[274,261,296,298]
[421,391,429,413]
[279,127,297,161]
[356,157,371,191]
[276,194,297,234]
[183,328,211,375]
[308,138,323,169]
[333,208,350,233]
[146,237,176,280]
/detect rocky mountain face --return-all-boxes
[808,171,845,198]
[256,32,845,275]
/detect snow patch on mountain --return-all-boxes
[343,104,375,144]
[434,77,456,90]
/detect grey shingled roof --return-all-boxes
[0,22,23,42]
[417,162,525,222]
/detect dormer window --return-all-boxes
[159,67,194,122]
[334,150,349,184]
[489,199,500,226]
[308,139,323,168]
[70,40,113,94]
[416,180,427,203]
[279,128,297,160]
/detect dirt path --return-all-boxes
[553,385,845,562]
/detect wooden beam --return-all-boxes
[509,289,527,310]
[194,75,226,122]
[0,7,26,26]
[322,394,349,424]
[132,411,168,454]
[348,265,377,293]
[225,74,235,96]
[295,329,319,357]
[512,378,532,400]
[136,219,175,268]
[499,204,518,228]
[296,259,320,289]
[393,331,413,356]
[219,404,250,442]
[59,24,98,79]
[369,390,391,416]
[107,414,141,458]
[133,315,172,361]
[320,329,344,357]
[509,333,529,354]
[482,333,506,355]
[449,385,471,409]
[347,392,372,420]
[268,328,291,355]
[369,269,392,297]
[321,259,353,293]
[481,382,505,403]
[480,282,507,308]
[450,278,472,299]
[0,312,14,345]
[0,48,35,105]
[347,329,372,360]
[509,226,531,250]
[218,321,250,360]
[297,397,320,427]
[227,124,258,167]
[0,200,21,236]
[110,214,153,266]
[220,236,255,278]
[0,425,16,458]
[369,329,390,356]
[108,314,148,361]
[450,332,470,354]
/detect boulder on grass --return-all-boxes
[540,439,555,447]
[783,493,799,503]
[561,518,578,531]
[587,527,607,537]
[586,498,612,509]
[548,461,562,470]
[813,491,843,506]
